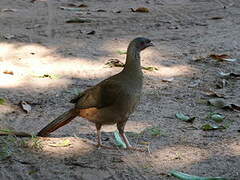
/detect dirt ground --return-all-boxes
[0,0,240,179]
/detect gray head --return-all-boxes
[129,37,153,51]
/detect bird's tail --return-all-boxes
[37,108,78,137]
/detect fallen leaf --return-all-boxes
[208,98,227,108]
[208,98,240,111]
[145,127,162,137]
[142,66,158,71]
[170,170,227,180]
[229,104,240,111]
[139,141,150,145]
[87,30,95,35]
[66,19,92,23]
[131,7,149,13]
[0,98,5,105]
[105,59,124,68]
[78,4,88,8]
[209,54,237,62]
[20,101,31,113]
[210,113,225,123]
[48,139,71,147]
[219,72,240,79]
[3,70,14,75]
[3,34,15,39]
[114,131,126,148]
[0,129,14,133]
[2,8,16,12]
[116,50,127,55]
[33,74,61,79]
[203,90,225,98]
[209,16,224,20]
[97,9,106,12]
[201,124,225,131]
[60,6,83,11]
[161,77,174,82]
[175,113,195,123]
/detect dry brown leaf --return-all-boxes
[209,54,237,62]
[105,59,124,68]
[97,9,106,12]
[3,70,14,75]
[78,4,88,8]
[161,77,174,82]
[203,89,225,98]
[208,98,240,111]
[131,7,149,13]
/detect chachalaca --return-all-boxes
[37,37,153,149]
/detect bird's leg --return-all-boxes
[95,123,102,147]
[95,123,114,150]
[117,122,146,152]
[117,122,132,148]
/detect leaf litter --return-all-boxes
[209,54,237,62]
[175,113,195,123]
[105,59,158,71]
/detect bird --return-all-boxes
[37,37,153,149]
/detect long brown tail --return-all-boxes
[37,108,78,137]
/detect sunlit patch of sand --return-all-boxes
[228,140,240,156]
[29,137,95,158]
[123,145,209,171]
[0,42,194,89]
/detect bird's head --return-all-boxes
[130,37,154,51]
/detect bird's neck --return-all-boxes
[123,46,142,74]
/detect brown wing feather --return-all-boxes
[74,79,122,109]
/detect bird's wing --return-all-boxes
[72,79,123,109]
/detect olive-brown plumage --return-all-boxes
[37,37,153,148]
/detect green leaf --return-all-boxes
[0,129,14,133]
[210,114,225,123]
[201,124,225,131]
[170,170,227,180]
[49,139,71,147]
[114,131,126,148]
[0,98,5,105]
[146,127,162,137]
[141,66,158,71]
[116,50,127,55]
[175,113,195,123]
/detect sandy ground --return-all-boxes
[0,0,240,179]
